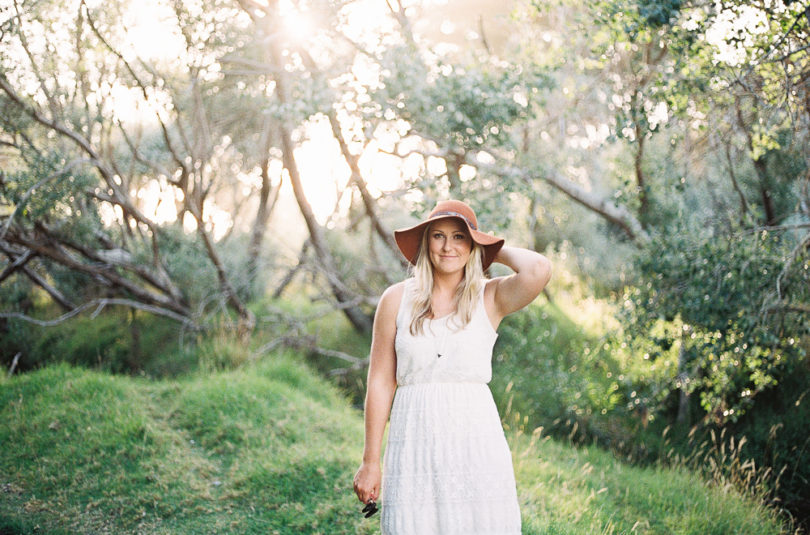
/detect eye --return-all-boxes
[453,233,466,240]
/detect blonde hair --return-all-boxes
[409,222,486,335]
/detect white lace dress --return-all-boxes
[380,278,521,534]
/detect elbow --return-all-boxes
[367,373,397,397]
[541,256,552,285]
[529,256,552,294]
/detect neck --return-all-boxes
[432,270,464,295]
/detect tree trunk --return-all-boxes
[7,229,191,318]
[446,153,463,193]
[128,308,142,372]
[246,120,281,292]
[192,209,255,331]
[278,128,372,332]
[267,45,372,333]
[472,154,649,245]
[724,141,751,223]
[273,239,310,299]
[754,160,777,225]
[676,325,692,426]
[235,0,372,332]
[296,48,407,271]
[634,118,649,224]
[736,99,777,225]
[323,110,408,270]
[0,244,76,311]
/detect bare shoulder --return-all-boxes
[375,280,408,320]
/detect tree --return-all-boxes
[0,0,269,331]
[1,0,405,336]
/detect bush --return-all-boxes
[0,310,191,376]
[626,223,809,424]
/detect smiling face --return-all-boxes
[426,218,473,275]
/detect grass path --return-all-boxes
[0,354,787,534]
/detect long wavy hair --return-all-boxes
[409,222,486,335]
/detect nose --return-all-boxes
[441,237,451,251]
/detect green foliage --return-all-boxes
[0,275,34,312]
[635,0,684,28]
[0,152,99,228]
[755,129,809,220]
[374,47,549,152]
[491,302,611,434]
[479,267,806,531]
[0,310,191,376]
[489,296,674,459]
[626,224,809,423]
[149,224,219,305]
[591,0,684,35]
[724,365,810,518]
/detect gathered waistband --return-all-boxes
[396,381,489,388]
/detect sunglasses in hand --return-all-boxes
[361,500,378,518]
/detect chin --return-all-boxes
[435,264,464,274]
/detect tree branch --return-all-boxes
[0,247,33,283]
[0,75,160,235]
[81,0,189,175]
[297,48,407,270]
[5,228,191,317]
[381,140,649,244]
[0,298,195,327]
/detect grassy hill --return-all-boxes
[0,353,787,534]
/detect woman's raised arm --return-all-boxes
[487,246,552,324]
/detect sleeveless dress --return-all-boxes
[380,278,521,534]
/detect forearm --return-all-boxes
[362,377,397,464]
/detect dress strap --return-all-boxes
[473,279,497,334]
[474,279,488,314]
[395,278,415,328]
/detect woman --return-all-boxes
[353,199,552,534]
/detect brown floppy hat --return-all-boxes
[394,200,505,270]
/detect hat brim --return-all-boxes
[394,215,504,270]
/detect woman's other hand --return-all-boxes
[353,461,382,504]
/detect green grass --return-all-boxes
[0,353,788,534]
[512,429,785,534]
